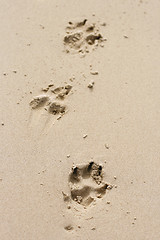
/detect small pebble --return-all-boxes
[67,154,70,158]
[107,185,112,190]
[13,70,17,73]
[114,176,117,179]
[83,134,88,139]
[48,83,54,87]
[88,81,95,88]
[105,144,109,149]
[90,71,98,75]
[42,87,49,92]
[107,201,110,204]
[64,225,73,231]
[134,217,137,220]
[1,122,4,126]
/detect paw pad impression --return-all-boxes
[67,162,112,207]
[64,19,106,55]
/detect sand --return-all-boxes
[0,0,160,239]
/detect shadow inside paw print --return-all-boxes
[68,162,112,206]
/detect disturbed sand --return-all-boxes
[1,0,160,239]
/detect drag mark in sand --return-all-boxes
[28,83,73,133]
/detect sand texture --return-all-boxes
[0,0,160,239]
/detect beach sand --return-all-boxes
[0,0,160,239]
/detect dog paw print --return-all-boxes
[29,84,72,117]
[30,95,50,109]
[66,162,112,207]
[64,19,106,55]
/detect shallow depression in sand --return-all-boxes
[64,19,106,55]
[66,162,112,207]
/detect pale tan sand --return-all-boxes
[1,0,160,239]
